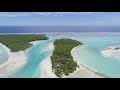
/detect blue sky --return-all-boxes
[0,12,120,26]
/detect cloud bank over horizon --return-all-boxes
[0,12,119,26]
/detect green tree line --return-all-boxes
[51,38,82,77]
[0,34,49,52]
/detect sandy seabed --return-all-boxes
[0,40,107,78]
[66,45,108,78]
[40,44,107,78]
[0,43,28,77]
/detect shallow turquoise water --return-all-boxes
[22,36,120,78]
[1,34,120,78]
[0,45,9,64]
[49,35,120,77]
[8,38,57,78]
[71,37,120,78]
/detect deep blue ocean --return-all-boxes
[0,26,120,33]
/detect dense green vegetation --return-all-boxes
[0,34,49,52]
[51,38,82,77]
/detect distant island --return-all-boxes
[0,34,49,52]
[51,38,82,77]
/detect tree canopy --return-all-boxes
[0,34,49,52]
[51,38,82,77]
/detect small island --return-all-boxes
[51,38,82,77]
[0,34,49,52]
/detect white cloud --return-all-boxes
[33,12,51,15]
[33,12,97,16]
[0,13,31,17]
[0,12,103,17]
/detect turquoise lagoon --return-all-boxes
[70,37,120,78]
[0,38,57,78]
[1,33,120,78]
[0,45,9,64]
[8,38,58,78]
[48,32,120,78]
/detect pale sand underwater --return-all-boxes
[40,41,57,78]
[0,43,28,77]
[0,38,108,78]
[40,43,107,78]
[66,45,107,78]
[0,40,43,77]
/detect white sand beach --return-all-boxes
[101,45,120,57]
[0,40,57,78]
[66,45,107,78]
[30,40,42,45]
[40,43,107,78]
[0,39,108,78]
[0,43,28,77]
[40,57,58,78]
[40,42,58,78]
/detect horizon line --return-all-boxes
[0,25,120,27]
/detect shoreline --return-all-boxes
[66,44,108,78]
[0,43,28,77]
[80,64,109,78]
[0,39,109,78]
[40,42,58,78]
[30,40,42,45]
[101,45,120,57]
[63,45,84,78]
[0,39,55,78]
[40,43,108,78]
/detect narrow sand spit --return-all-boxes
[40,42,57,78]
[0,40,42,77]
[0,43,28,77]
[0,40,108,78]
